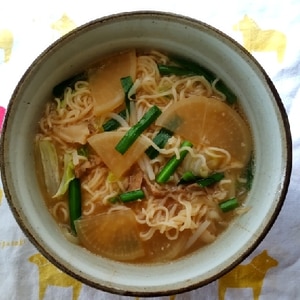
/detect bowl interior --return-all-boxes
[1,11,292,296]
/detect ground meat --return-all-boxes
[74,155,102,178]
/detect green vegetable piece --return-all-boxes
[214,81,237,105]
[156,141,193,183]
[102,109,127,131]
[109,189,145,204]
[53,153,75,198]
[157,64,196,76]
[119,189,145,203]
[38,139,60,197]
[120,76,134,115]
[245,155,254,191]
[77,145,89,157]
[178,171,198,185]
[68,178,82,234]
[145,127,173,159]
[52,72,87,99]
[159,57,237,104]
[115,105,162,155]
[170,56,215,80]
[102,76,134,132]
[219,197,239,212]
[109,196,120,204]
[197,172,224,187]
[120,76,134,95]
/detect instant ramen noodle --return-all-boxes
[35,49,254,263]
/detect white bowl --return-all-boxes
[0,11,292,296]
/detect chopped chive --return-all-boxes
[53,72,87,99]
[145,127,173,159]
[178,171,198,185]
[102,77,134,132]
[119,189,145,202]
[178,171,224,186]
[170,57,216,81]
[109,196,120,204]
[68,178,82,234]
[214,81,237,105]
[102,76,134,132]
[115,105,162,155]
[245,155,254,191]
[109,189,145,203]
[157,64,196,76]
[120,76,134,95]
[219,197,239,212]
[156,141,193,183]
[159,57,237,104]
[120,76,134,115]
[197,172,224,187]
[77,145,89,157]
[102,109,127,131]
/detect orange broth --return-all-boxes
[35,49,253,263]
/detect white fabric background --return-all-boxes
[0,1,299,299]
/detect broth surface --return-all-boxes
[35,49,253,263]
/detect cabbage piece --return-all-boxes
[37,139,60,197]
[53,123,90,144]
[53,153,75,198]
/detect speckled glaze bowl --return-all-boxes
[0,11,292,296]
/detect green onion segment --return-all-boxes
[102,76,134,132]
[158,57,237,104]
[156,141,193,183]
[77,145,89,157]
[178,171,224,187]
[110,189,145,203]
[120,76,134,114]
[145,127,173,159]
[219,197,239,212]
[102,109,127,131]
[157,64,195,76]
[197,172,224,187]
[52,72,87,99]
[115,105,162,155]
[245,155,254,191]
[177,171,198,185]
[68,178,82,234]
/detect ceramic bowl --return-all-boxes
[0,11,292,296]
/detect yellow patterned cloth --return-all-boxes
[0,1,299,299]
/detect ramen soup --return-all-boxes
[35,49,254,263]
